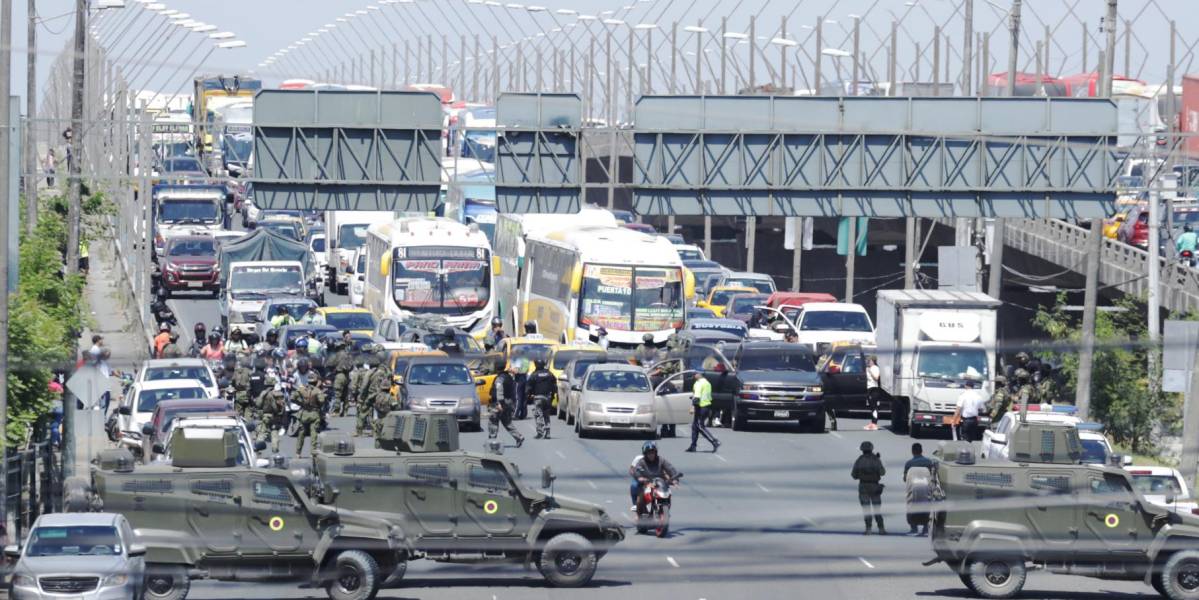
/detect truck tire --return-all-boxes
[1154,572,1170,598]
[538,532,599,588]
[325,550,380,600]
[731,407,746,432]
[965,556,1026,599]
[1160,550,1199,600]
[143,565,190,600]
[63,477,93,512]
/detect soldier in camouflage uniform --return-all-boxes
[1014,369,1036,414]
[988,374,1011,422]
[349,352,370,424]
[231,355,254,421]
[294,382,325,457]
[330,332,356,417]
[256,376,287,454]
[355,353,381,437]
[369,351,397,439]
[1035,363,1059,405]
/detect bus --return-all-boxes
[520,226,694,348]
[492,208,619,331]
[363,217,496,339]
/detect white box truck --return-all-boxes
[325,210,393,294]
[876,289,1001,438]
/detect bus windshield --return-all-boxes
[392,246,491,315]
[579,264,684,332]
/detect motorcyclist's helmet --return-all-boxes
[491,317,503,328]
[208,332,221,345]
[295,338,309,351]
[266,329,279,343]
[297,358,311,372]
[230,329,243,340]
[194,322,206,340]
[642,440,658,455]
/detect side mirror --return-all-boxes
[118,406,132,416]
[570,384,580,392]
[541,465,557,489]
[4,545,19,559]
[254,441,267,452]
[990,433,1008,446]
[127,544,147,557]
[475,378,485,386]
[151,443,165,455]
[141,423,154,436]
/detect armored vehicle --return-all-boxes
[65,437,406,600]
[309,412,625,587]
[928,421,1199,600]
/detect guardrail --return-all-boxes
[3,442,63,544]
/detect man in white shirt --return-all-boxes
[865,355,881,431]
[952,378,989,442]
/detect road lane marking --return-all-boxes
[666,556,680,568]
[802,516,818,526]
[859,557,875,569]
[555,450,567,459]
[829,431,843,439]
[713,453,728,463]
[756,483,770,493]
[587,480,598,489]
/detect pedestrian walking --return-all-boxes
[685,373,720,453]
[43,149,56,187]
[903,443,935,536]
[488,359,525,447]
[864,355,881,431]
[952,378,989,442]
[527,359,557,439]
[851,440,886,535]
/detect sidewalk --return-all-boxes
[78,233,150,387]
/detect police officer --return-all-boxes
[851,440,887,535]
[369,351,396,439]
[1015,368,1036,413]
[634,333,658,366]
[527,358,557,439]
[484,318,506,351]
[988,374,1011,421]
[294,381,324,457]
[685,372,720,453]
[489,359,525,447]
[331,331,356,417]
[256,376,287,454]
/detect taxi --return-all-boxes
[388,346,449,399]
[315,306,378,335]
[474,335,557,405]
[697,285,758,318]
[548,341,606,380]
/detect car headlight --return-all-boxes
[466,396,480,407]
[103,574,129,586]
[585,402,602,412]
[636,404,652,414]
[916,400,932,412]
[164,262,180,273]
[12,574,34,587]
[808,386,822,393]
[410,397,428,408]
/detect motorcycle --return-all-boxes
[1182,249,1196,268]
[151,289,177,329]
[636,476,680,537]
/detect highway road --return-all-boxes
[161,289,1156,600]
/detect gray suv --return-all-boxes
[400,356,483,431]
[6,512,146,600]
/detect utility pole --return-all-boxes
[22,0,33,234]
[65,0,85,276]
[989,0,1020,301]
[962,0,972,96]
[1076,0,1119,418]
[0,0,12,534]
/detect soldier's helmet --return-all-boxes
[1015,351,1030,363]
[643,333,654,344]
[994,374,1007,385]
[1015,368,1030,382]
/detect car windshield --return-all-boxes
[323,312,376,331]
[222,134,252,163]
[260,222,300,241]
[511,344,553,364]
[137,387,206,413]
[392,247,491,315]
[417,332,481,353]
[586,370,651,392]
[738,349,816,372]
[1131,474,1184,496]
[338,224,369,250]
[145,366,213,387]
[729,295,769,316]
[268,302,314,320]
[407,363,473,385]
[799,310,873,332]
[159,200,219,224]
[1080,439,1109,464]
[571,359,606,380]
[311,237,326,252]
[163,157,203,172]
[166,238,215,256]
[916,348,988,380]
[26,526,121,557]
[687,308,716,319]
[230,265,303,299]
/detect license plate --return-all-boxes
[773,410,790,418]
[610,415,631,424]
[186,281,203,288]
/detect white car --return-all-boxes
[114,379,210,454]
[135,358,219,399]
[1127,466,1198,512]
[310,233,329,277]
[980,405,1117,465]
[348,246,367,306]
[156,415,270,468]
[792,302,875,355]
[674,244,706,262]
[6,513,146,600]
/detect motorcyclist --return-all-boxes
[290,357,316,388]
[1176,223,1198,260]
[200,333,225,362]
[225,328,250,356]
[527,358,557,439]
[633,333,657,366]
[253,329,278,355]
[628,441,681,513]
[160,332,183,359]
[188,323,207,357]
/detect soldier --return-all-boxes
[331,331,356,417]
[160,332,183,359]
[851,440,887,535]
[256,376,288,454]
[527,359,557,439]
[665,326,684,356]
[633,333,658,366]
[355,352,381,437]
[294,382,324,457]
[247,357,268,424]
[369,351,396,439]
[1036,362,1059,405]
[1014,368,1036,414]
[489,359,525,447]
[988,374,1011,421]
[350,352,371,429]
[231,354,254,420]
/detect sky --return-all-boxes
[12,0,1199,107]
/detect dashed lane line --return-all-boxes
[829,431,843,439]
[713,453,728,463]
[587,480,598,489]
[555,449,567,459]
[859,557,875,569]
[667,556,680,568]
[756,483,770,493]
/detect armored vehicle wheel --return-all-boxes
[958,573,978,595]
[63,477,92,512]
[1161,550,1199,600]
[326,550,380,600]
[143,565,190,600]
[1153,572,1170,598]
[965,556,1026,599]
[538,533,599,588]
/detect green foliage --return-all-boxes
[1033,294,1180,454]
[7,196,85,446]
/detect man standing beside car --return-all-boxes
[685,374,720,453]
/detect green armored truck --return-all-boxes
[928,422,1199,600]
[308,412,625,587]
[66,426,407,600]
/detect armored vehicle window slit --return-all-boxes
[191,479,235,498]
[1029,474,1071,495]
[252,480,293,504]
[468,462,511,492]
[408,463,450,484]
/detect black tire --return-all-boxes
[1160,550,1199,600]
[325,550,380,600]
[143,565,190,600]
[538,533,599,588]
[1153,572,1169,598]
[731,407,746,432]
[959,573,978,595]
[655,505,670,538]
[965,556,1027,599]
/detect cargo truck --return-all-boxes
[875,289,1001,438]
[325,210,394,294]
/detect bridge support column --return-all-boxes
[988,219,1005,300]
[845,217,857,302]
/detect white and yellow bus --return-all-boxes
[363,217,496,338]
[492,208,619,331]
[520,226,694,348]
